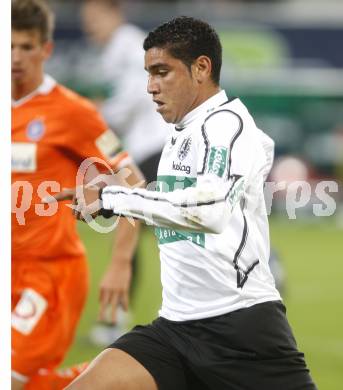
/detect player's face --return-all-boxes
[145,47,201,124]
[11,29,52,85]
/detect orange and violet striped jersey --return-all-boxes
[12,75,131,260]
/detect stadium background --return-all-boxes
[45,1,342,389]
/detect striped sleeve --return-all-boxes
[101,175,237,234]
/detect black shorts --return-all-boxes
[109,301,316,390]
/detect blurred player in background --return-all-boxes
[80,0,171,344]
[81,0,168,180]
[11,0,143,389]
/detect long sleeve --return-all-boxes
[101,173,245,234]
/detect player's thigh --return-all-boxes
[11,256,88,377]
[65,348,158,390]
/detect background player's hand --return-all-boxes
[49,187,76,202]
[98,260,132,324]
[44,186,102,221]
[74,185,102,221]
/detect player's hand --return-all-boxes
[49,187,75,202]
[44,186,102,222]
[98,260,132,324]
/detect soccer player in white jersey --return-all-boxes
[62,16,317,390]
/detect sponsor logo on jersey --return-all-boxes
[177,137,191,160]
[12,143,37,172]
[96,129,121,159]
[26,119,45,141]
[172,161,191,174]
[227,176,245,211]
[207,146,228,177]
[155,175,205,247]
[156,175,196,193]
[156,227,205,247]
[11,288,48,335]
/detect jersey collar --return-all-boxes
[175,90,228,131]
[12,74,56,107]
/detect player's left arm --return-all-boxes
[97,163,143,324]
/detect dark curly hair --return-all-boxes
[143,16,222,85]
[12,0,55,42]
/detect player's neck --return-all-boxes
[190,84,221,114]
[12,75,44,101]
[200,85,222,106]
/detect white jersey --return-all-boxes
[99,24,171,164]
[102,90,281,321]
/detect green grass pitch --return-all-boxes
[63,217,343,390]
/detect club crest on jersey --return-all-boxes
[178,137,191,160]
[26,119,45,141]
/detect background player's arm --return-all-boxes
[50,163,144,323]
[78,161,144,323]
[97,163,144,323]
[62,102,145,322]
